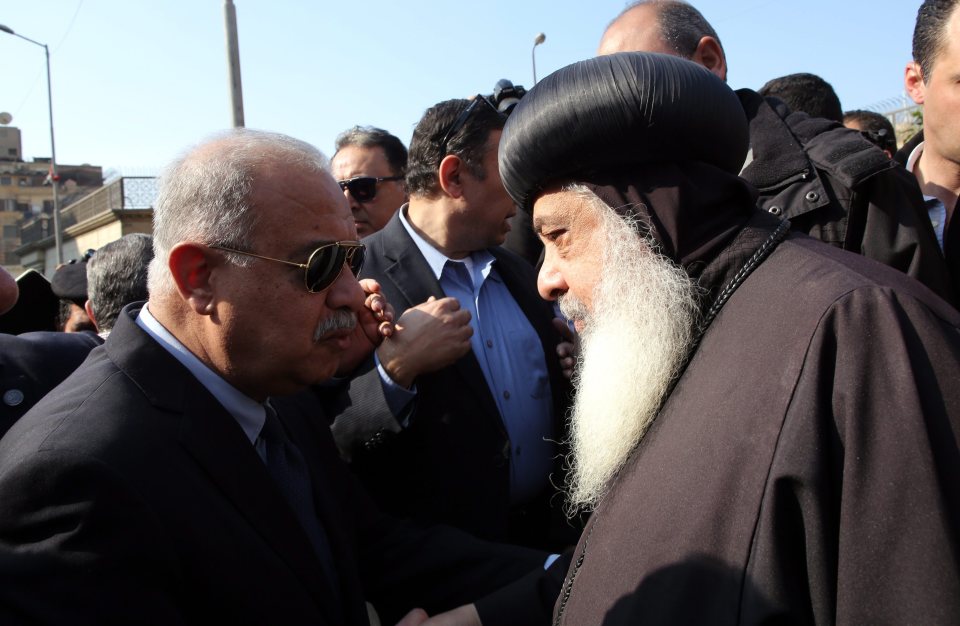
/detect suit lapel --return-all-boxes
[374,213,446,311]
[106,309,344,623]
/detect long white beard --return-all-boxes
[560,203,699,513]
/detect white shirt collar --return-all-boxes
[398,204,494,280]
[136,304,266,445]
[906,140,924,178]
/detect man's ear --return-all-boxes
[437,154,466,199]
[905,61,926,105]
[693,36,727,82]
[83,299,99,331]
[167,243,218,316]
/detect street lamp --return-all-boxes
[532,32,546,85]
[0,23,64,265]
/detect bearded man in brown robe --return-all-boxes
[496,52,960,625]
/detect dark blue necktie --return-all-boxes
[259,403,341,598]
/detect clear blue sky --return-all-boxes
[2,1,921,175]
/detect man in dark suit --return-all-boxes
[330,97,575,551]
[0,329,101,436]
[0,233,157,436]
[900,0,960,298]
[0,129,552,625]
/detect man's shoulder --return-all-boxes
[771,234,959,323]
[0,330,100,365]
[0,336,174,467]
[789,117,895,189]
[738,88,893,189]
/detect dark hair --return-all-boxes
[87,233,154,332]
[333,126,408,177]
[843,110,898,154]
[913,0,960,81]
[758,72,843,123]
[405,98,505,197]
[616,0,723,59]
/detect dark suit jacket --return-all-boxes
[892,130,960,305]
[0,305,546,625]
[0,330,101,436]
[330,209,575,550]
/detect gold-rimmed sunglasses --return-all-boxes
[211,241,365,293]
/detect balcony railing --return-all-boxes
[19,177,156,245]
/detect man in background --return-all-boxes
[844,110,898,159]
[84,233,154,338]
[50,252,97,333]
[331,126,408,238]
[332,97,574,551]
[758,72,843,123]
[901,0,960,292]
[599,0,955,305]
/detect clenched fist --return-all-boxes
[377,296,473,388]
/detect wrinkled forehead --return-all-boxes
[532,185,606,233]
[250,163,357,242]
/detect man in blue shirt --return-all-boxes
[331,96,576,551]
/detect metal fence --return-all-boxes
[19,177,156,245]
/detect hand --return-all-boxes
[336,279,396,376]
[377,296,473,388]
[357,278,396,343]
[552,317,578,380]
[421,604,482,625]
[395,608,430,626]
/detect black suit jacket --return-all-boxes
[330,209,574,550]
[0,305,546,625]
[0,330,101,436]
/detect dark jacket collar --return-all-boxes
[104,305,349,623]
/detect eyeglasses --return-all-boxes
[337,176,404,203]
[211,241,366,293]
[438,94,501,159]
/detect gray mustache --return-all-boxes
[314,309,357,341]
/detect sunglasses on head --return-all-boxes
[211,241,366,293]
[438,94,501,160]
[337,176,404,203]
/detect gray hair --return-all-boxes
[147,128,329,297]
[333,126,408,177]
[87,233,154,332]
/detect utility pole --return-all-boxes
[224,0,245,127]
[0,24,64,265]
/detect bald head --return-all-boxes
[599,1,727,81]
[0,266,17,315]
[147,129,330,299]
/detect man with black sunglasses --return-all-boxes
[330,97,577,552]
[332,126,409,238]
[0,128,560,625]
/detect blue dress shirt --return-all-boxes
[379,208,556,504]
